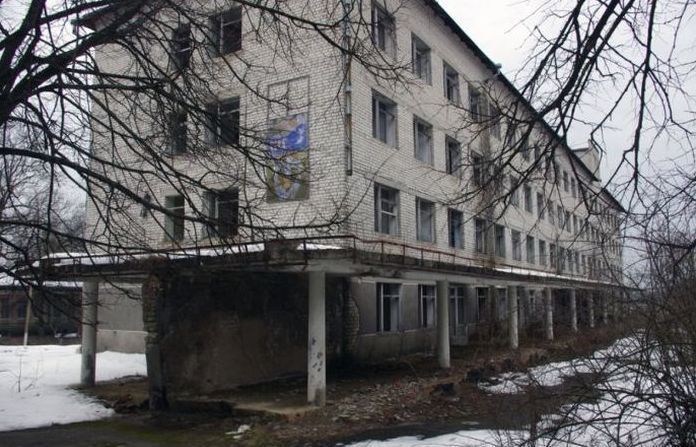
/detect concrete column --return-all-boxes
[507,286,519,349]
[23,287,34,347]
[436,280,451,369]
[519,287,530,328]
[142,275,167,410]
[80,279,99,387]
[308,271,326,406]
[544,287,554,341]
[569,288,578,333]
[587,292,595,329]
[488,285,498,339]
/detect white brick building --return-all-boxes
[53,0,625,406]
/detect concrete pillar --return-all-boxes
[488,285,498,339]
[587,292,595,329]
[23,287,34,347]
[507,286,519,349]
[307,271,326,406]
[519,287,530,328]
[142,275,167,410]
[569,288,578,333]
[544,287,554,341]
[80,279,99,387]
[436,280,451,369]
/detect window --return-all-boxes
[526,235,535,264]
[489,106,501,140]
[581,255,586,275]
[537,193,545,219]
[510,176,520,206]
[206,97,240,146]
[443,63,460,103]
[450,286,465,327]
[448,209,464,249]
[563,171,569,192]
[548,200,555,225]
[204,188,239,238]
[550,243,557,269]
[565,210,571,232]
[377,283,400,332]
[416,198,435,242]
[471,152,484,186]
[374,184,399,235]
[575,252,580,274]
[571,178,576,198]
[168,111,187,155]
[419,285,435,328]
[573,215,579,235]
[171,24,192,70]
[538,240,547,266]
[520,136,530,161]
[468,84,482,120]
[475,218,488,254]
[413,118,433,164]
[494,224,506,258]
[559,247,566,271]
[372,92,397,146]
[557,205,564,229]
[164,195,185,241]
[445,137,461,176]
[511,230,522,261]
[524,185,533,213]
[0,300,9,319]
[372,3,395,56]
[209,7,242,56]
[411,35,431,83]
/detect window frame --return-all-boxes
[418,284,436,328]
[443,62,460,104]
[372,92,397,146]
[377,282,400,332]
[209,7,242,56]
[413,117,434,165]
[411,34,431,83]
[448,208,464,249]
[445,136,461,176]
[203,188,239,238]
[374,183,400,235]
[416,197,436,243]
[206,97,240,146]
[168,110,188,155]
[526,235,535,264]
[371,3,396,57]
[511,230,522,261]
[171,23,192,70]
[523,184,533,213]
[164,194,185,242]
[494,224,506,258]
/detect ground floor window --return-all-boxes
[377,283,400,332]
[449,286,465,329]
[419,285,435,328]
[477,287,488,321]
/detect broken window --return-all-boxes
[209,7,242,56]
[204,188,239,238]
[206,97,240,146]
[416,198,435,242]
[374,183,399,235]
[377,283,400,332]
[419,285,435,328]
[411,34,431,83]
[171,23,192,70]
[164,195,185,242]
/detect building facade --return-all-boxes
[54,0,626,405]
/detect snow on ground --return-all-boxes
[348,337,672,446]
[0,345,146,432]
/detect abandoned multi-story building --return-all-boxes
[42,0,625,407]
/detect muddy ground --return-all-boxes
[50,327,621,447]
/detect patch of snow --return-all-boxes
[296,243,343,251]
[344,430,527,446]
[0,345,146,431]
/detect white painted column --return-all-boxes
[569,288,578,333]
[436,280,450,369]
[507,285,519,349]
[23,287,34,347]
[544,287,554,341]
[81,279,99,387]
[587,292,595,329]
[307,271,326,406]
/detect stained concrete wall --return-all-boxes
[97,283,146,353]
[158,272,342,395]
